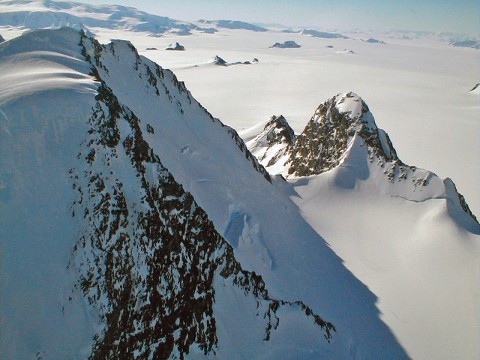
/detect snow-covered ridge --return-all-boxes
[245,92,478,222]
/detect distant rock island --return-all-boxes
[199,19,267,32]
[301,29,348,39]
[450,39,480,50]
[166,42,185,51]
[209,55,227,65]
[270,41,301,48]
[364,38,385,44]
[208,55,257,66]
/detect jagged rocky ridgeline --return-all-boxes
[245,92,478,222]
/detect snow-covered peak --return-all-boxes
[2,27,347,359]
[243,115,294,173]
[244,92,478,222]
[257,115,295,146]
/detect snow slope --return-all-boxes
[245,92,480,359]
[1,28,413,359]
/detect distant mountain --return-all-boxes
[209,55,227,65]
[200,19,268,32]
[450,39,480,50]
[207,55,254,66]
[301,29,348,39]
[0,0,213,35]
[470,83,480,94]
[364,37,385,44]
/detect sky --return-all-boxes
[79,0,480,35]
